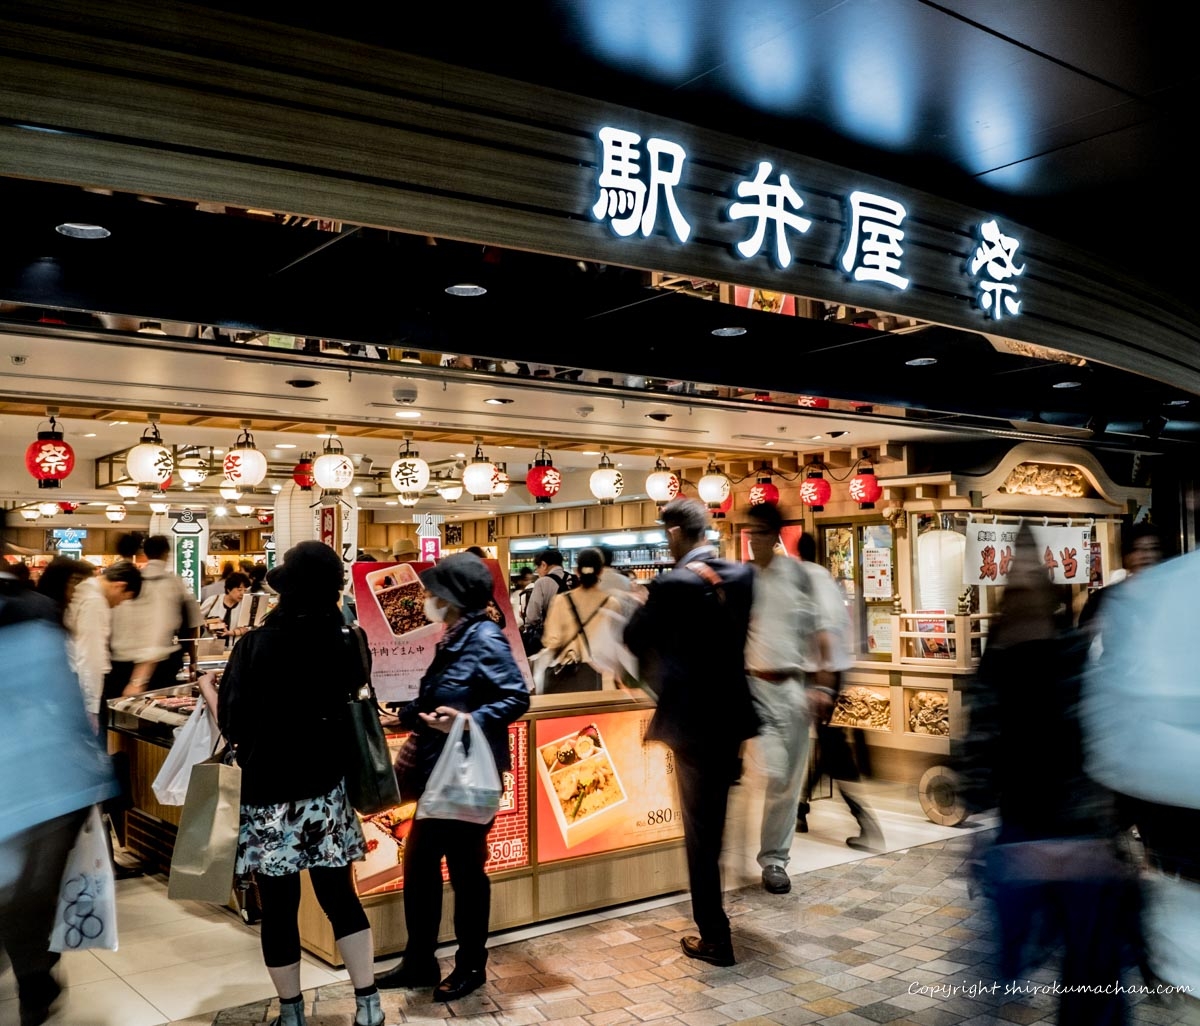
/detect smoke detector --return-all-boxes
[392,383,419,405]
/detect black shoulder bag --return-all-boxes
[341,626,401,814]
[544,594,605,694]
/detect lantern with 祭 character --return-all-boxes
[25,416,75,488]
[223,423,268,488]
[125,419,174,487]
[849,466,883,509]
[292,454,316,490]
[526,444,562,503]
[747,473,780,506]
[799,471,832,512]
[389,435,430,504]
[645,453,681,508]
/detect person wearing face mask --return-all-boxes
[375,554,530,1003]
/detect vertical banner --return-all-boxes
[168,509,208,599]
[414,511,442,562]
[318,506,336,550]
[351,558,531,704]
[964,522,1093,586]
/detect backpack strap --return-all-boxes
[685,560,726,605]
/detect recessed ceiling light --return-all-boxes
[810,434,824,440]
[1165,399,1190,406]
[55,222,110,239]
[110,420,128,426]
[394,410,422,419]
[83,432,96,438]
[1052,380,1082,389]
[385,500,398,506]
[454,452,466,459]
[765,441,775,446]
[275,443,297,449]
[580,450,601,456]
[905,357,938,367]
[286,378,319,389]
[212,448,224,454]
[484,397,513,405]
[445,283,487,297]
[712,326,747,337]
[137,321,166,335]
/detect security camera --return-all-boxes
[646,412,672,422]
[392,384,418,405]
[10,355,28,366]
[577,405,594,418]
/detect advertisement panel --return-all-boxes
[351,558,531,704]
[353,720,529,896]
[963,523,1093,586]
[534,709,683,863]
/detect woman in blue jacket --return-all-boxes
[375,554,529,1002]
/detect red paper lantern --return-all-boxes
[796,395,830,409]
[799,472,832,512]
[256,510,274,525]
[526,449,562,503]
[25,422,75,489]
[747,478,780,506]
[711,492,734,519]
[57,501,79,514]
[292,456,315,491]
[849,467,883,509]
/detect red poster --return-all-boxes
[319,507,336,548]
[351,558,532,704]
[534,710,683,864]
[354,721,530,896]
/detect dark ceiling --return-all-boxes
[210,0,1197,308]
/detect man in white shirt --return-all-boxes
[108,535,204,699]
[743,502,851,894]
[64,561,142,732]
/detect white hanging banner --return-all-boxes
[963,522,1092,586]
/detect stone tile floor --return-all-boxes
[194,834,1199,1026]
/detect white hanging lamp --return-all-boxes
[125,415,173,487]
[313,428,355,506]
[461,439,496,501]
[697,456,731,510]
[589,452,624,505]
[389,434,430,506]
[222,421,268,488]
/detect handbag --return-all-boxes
[152,697,216,806]
[49,806,118,952]
[415,714,501,825]
[392,732,422,804]
[167,753,242,903]
[342,626,401,815]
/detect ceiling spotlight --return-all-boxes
[275,443,297,449]
[711,326,747,337]
[55,222,110,239]
[645,412,672,422]
[394,410,422,419]
[1165,399,1190,407]
[137,321,167,335]
[485,397,513,405]
[445,283,487,297]
[1052,380,1082,389]
[285,378,319,389]
[905,357,938,367]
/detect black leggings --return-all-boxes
[256,865,368,967]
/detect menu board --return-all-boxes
[351,558,531,704]
[862,545,892,599]
[534,709,683,863]
[354,721,530,897]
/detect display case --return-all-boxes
[510,529,673,581]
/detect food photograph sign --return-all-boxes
[351,558,531,704]
[534,710,683,863]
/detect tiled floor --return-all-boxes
[4,775,1196,1025]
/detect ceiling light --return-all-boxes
[1052,380,1082,389]
[150,500,170,513]
[445,283,487,297]
[580,450,601,456]
[235,503,254,515]
[116,483,140,499]
[711,326,747,337]
[83,432,96,438]
[275,443,297,449]
[393,410,422,419]
[905,357,938,367]
[137,321,166,335]
[213,505,227,517]
[56,222,110,239]
[285,378,319,389]
[219,483,241,501]
[484,397,513,405]
[270,484,282,493]
[19,507,41,521]
[399,351,422,364]
[385,500,398,506]
[38,502,58,517]
[764,441,774,446]
[105,504,127,522]
[1165,399,1190,407]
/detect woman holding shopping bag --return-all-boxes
[375,554,530,1002]
[218,541,383,1026]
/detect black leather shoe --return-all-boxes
[680,935,735,967]
[375,960,440,989]
[846,836,882,853]
[796,801,809,833]
[433,966,486,1002]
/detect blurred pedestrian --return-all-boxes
[201,560,235,602]
[1078,521,1163,640]
[218,541,384,1026]
[539,547,617,694]
[35,556,96,624]
[961,527,1138,1025]
[375,554,529,1001]
[1084,544,1200,1012]
[623,499,758,967]
[2,563,117,1026]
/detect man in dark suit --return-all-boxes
[624,498,759,967]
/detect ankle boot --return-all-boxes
[354,990,384,1026]
[269,995,306,1026]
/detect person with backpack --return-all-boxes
[520,547,574,655]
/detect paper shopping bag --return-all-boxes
[167,758,242,903]
[49,806,118,952]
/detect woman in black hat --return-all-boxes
[374,553,530,1002]
[218,541,383,1026]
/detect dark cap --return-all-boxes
[266,540,345,596]
[419,553,494,611]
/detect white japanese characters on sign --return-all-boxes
[841,192,909,290]
[970,219,1025,319]
[593,126,691,243]
[728,161,812,268]
[591,127,1028,317]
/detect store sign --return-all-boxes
[964,522,1092,587]
[534,710,684,864]
[592,126,1024,320]
[48,527,86,555]
[167,509,207,599]
[413,511,442,563]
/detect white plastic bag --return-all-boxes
[49,806,118,952]
[415,714,501,825]
[152,698,215,806]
